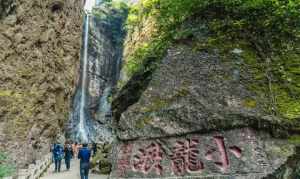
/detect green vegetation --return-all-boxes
[124,0,300,120]
[90,144,112,174]
[243,98,257,108]
[289,135,300,145]
[136,116,153,129]
[124,39,170,77]
[92,0,129,46]
[0,152,15,178]
[141,98,169,113]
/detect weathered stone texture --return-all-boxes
[116,46,290,140]
[113,36,299,179]
[111,128,294,179]
[0,0,83,167]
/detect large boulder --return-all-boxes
[115,45,293,140]
[111,44,299,178]
[110,128,296,178]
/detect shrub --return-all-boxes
[0,152,15,178]
[123,0,300,119]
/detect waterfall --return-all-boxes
[76,0,96,142]
[77,14,90,143]
[67,0,126,143]
[84,0,96,12]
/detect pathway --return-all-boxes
[41,159,108,179]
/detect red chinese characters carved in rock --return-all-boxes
[117,143,133,177]
[205,136,242,172]
[170,138,204,176]
[132,142,163,175]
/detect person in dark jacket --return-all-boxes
[52,143,64,172]
[78,143,91,179]
[92,142,97,157]
[64,141,73,170]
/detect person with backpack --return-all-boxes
[78,143,91,179]
[64,141,73,171]
[52,142,64,172]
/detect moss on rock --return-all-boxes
[289,135,300,145]
[0,0,83,167]
[0,152,15,178]
[135,116,153,129]
[91,143,112,175]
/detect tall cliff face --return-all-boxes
[0,0,83,167]
[112,1,300,178]
[67,2,128,143]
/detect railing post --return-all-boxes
[17,169,29,179]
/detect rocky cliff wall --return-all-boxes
[0,0,83,167]
[67,2,128,143]
[112,1,300,178]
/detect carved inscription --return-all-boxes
[113,129,275,178]
[205,136,242,172]
[117,143,133,177]
[132,142,163,175]
[170,138,204,175]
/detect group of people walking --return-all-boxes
[51,141,97,179]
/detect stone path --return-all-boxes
[41,159,108,179]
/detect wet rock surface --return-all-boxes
[0,0,83,167]
[67,3,127,143]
